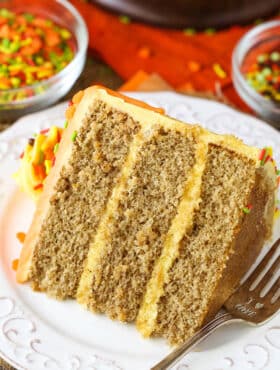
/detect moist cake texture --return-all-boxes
[17,98,141,298]
[77,125,197,321]
[17,86,278,345]
[142,145,258,343]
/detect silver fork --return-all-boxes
[152,237,280,370]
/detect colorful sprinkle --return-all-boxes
[33,183,43,190]
[28,138,35,146]
[188,61,201,72]
[259,147,274,166]
[275,200,280,220]
[204,28,216,35]
[265,155,271,164]
[119,15,131,24]
[242,204,253,214]
[64,120,68,128]
[16,231,26,243]
[53,142,59,154]
[40,128,50,135]
[213,63,227,79]
[12,258,19,271]
[138,46,151,59]
[183,28,196,36]
[244,49,280,104]
[259,148,266,161]
[14,125,64,198]
[71,130,77,142]
[0,8,75,105]
[254,18,263,25]
[45,159,52,175]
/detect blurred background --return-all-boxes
[0,0,279,130]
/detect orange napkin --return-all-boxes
[119,71,173,92]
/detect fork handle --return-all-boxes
[151,312,237,370]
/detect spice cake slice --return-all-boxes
[137,136,277,345]
[77,89,276,328]
[16,86,277,346]
[77,118,202,321]
[16,87,151,298]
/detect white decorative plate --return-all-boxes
[0,92,279,370]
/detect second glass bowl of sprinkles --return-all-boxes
[232,20,280,128]
[0,0,88,119]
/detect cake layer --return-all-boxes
[16,86,277,348]
[137,143,275,344]
[78,124,198,321]
[17,98,141,298]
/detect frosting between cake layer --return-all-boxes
[136,134,209,336]
[77,128,146,306]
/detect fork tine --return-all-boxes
[271,287,280,310]
[256,253,280,294]
[244,238,280,289]
[267,276,280,303]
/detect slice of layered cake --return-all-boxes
[16,86,278,345]
[16,88,144,297]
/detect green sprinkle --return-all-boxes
[35,55,44,65]
[2,38,10,48]
[257,54,268,63]
[71,130,77,142]
[10,77,21,88]
[204,28,216,35]
[38,150,44,165]
[183,28,196,36]
[262,67,271,77]
[0,8,14,18]
[34,85,45,95]
[9,40,20,53]
[64,120,68,128]
[54,143,59,154]
[23,13,34,22]
[242,207,251,214]
[119,15,131,24]
[256,73,265,83]
[270,51,280,62]
[45,19,53,27]
[277,169,280,176]
[254,18,263,25]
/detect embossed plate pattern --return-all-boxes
[0,92,279,370]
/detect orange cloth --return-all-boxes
[119,70,149,91]
[70,0,279,112]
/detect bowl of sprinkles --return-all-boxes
[232,20,280,128]
[0,0,88,119]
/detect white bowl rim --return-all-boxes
[232,19,280,113]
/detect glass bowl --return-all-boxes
[0,0,88,120]
[232,20,280,129]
